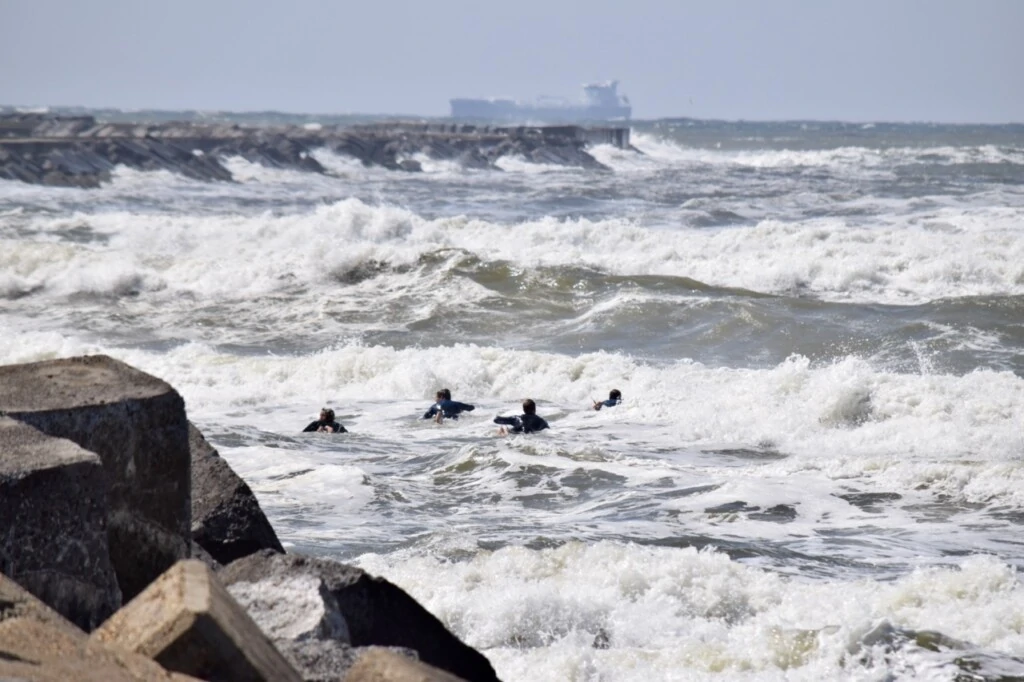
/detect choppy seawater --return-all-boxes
[3,117,1024,681]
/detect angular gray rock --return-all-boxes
[224,560,439,681]
[0,417,121,630]
[189,539,222,571]
[272,639,361,682]
[0,570,92,637]
[220,551,500,682]
[226,568,349,643]
[0,355,191,605]
[189,422,285,565]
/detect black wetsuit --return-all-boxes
[494,413,549,434]
[302,419,347,433]
[423,399,475,420]
[595,398,622,409]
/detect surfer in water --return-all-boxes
[494,398,549,435]
[303,407,347,433]
[422,388,476,423]
[592,389,622,411]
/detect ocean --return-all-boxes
[2,116,1024,681]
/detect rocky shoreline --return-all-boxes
[0,113,634,188]
[0,355,498,681]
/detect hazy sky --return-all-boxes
[2,0,1021,122]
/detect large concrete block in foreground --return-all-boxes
[92,559,302,682]
[190,422,285,565]
[220,551,500,682]
[0,618,204,681]
[0,573,199,682]
[0,417,121,630]
[0,354,191,603]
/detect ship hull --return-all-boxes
[450,99,631,123]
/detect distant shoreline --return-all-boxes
[1,105,1021,128]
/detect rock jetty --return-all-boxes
[0,354,499,682]
[0,112,633,187]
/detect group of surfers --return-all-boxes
[302,388,623,435]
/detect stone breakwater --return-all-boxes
[0,355,499,682]
[0,113,634,187]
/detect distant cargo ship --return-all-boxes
[450,81,631,123]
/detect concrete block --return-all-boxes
[0,574,199,681]
[346,648,469,682]
[92,559,302,682]
[0,617,203,681]
[0,355,191,602]
[189,422,284,565]
[0,417,121,630]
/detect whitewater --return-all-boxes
[2,117,1024,680]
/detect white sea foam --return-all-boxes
[585,142,663,173]
[4,332,1020,501]
[494,155,582,174]
[5,193,1020,305]
[354,541,1024,681]
[625,133,1024,171]
[405,152,466,175]
[625,133,890,172]
[310,147,370,175]
[220,155,328,184]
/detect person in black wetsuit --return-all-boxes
[303,408,347,433]
[422,388,475,423]
[494,398,549,435]
[592,389,622,411]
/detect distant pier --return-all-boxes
[0,113,634,188]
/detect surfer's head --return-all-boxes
[522,399,537,415]
[609,389,621,401]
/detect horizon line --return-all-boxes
[1,104,1021,127]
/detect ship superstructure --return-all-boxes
[450,81,631,123]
